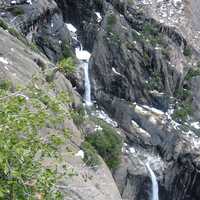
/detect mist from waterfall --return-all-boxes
[146,163,159,200]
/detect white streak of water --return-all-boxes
[82,62,92,106]
[146,163,159,200]
[66,23,93,106]
[75,44,92,106]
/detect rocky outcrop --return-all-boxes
[0,0,74,62]
[0,27,122,200]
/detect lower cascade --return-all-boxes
[146,163,159,200]
[82,61,92,106]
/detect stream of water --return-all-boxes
[146,163,159,200]
[66,23,92,107]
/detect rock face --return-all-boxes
[0,27,122,200]
[1,0,200,200]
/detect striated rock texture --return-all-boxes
[1,0,200,200]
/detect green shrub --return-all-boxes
[0,19,8,30]
[7,6,24,16]
[143,23,157,36]
[45,71,55,83]
[94,0,103,9]
[29,42,41,53]
[70,105,85,126]
[185,68,200,80]
[141,22,167,47]
[81,141,100,167]
[106,14,117,32]
[8,28,27,44]
[183,47,192,57]
[172,103,192,122]
[58,57,76,74]
[175,88,191,101]
[61,42,72,58]
[197,61,200,68]
[86,121,122,170]
[0,79,12,90]
[128,0,134,4]
[146,71,163,92]
[0,87,66,199]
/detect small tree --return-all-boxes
[58,57,76,75]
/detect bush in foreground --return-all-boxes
[86,121,122,170]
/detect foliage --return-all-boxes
[142,22,167,47]
[45,71,55,83]
[94,0,103,9]
[7,6,24,16]
[86,121,122,170]
[8,28,27,44]
[146,71,164,92]
[143,23,157,36]
[0,81,72,199]
[197,61,200,68]
[185,68,200,80]
[183,46,192,57]
[58,57,76,75]
[81,142,100,168]
[0,79,12,90]
[175,88,191,101]
[0,19,8,30]
[6,27,40,54]
[61,42,72,59]
[106,14,117,33]
[70,105,85,126]
[127,0,134,4]
[29,42,41,54]
[172,103,192,122]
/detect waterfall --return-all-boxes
[146,163,159,200]
[65,23,93,106]
[75,44,92,107]
[82,62,92,106]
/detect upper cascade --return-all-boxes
[66,23,92,106]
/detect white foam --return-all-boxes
[75,48,91,61]
[129,147,136,154]
[65,23,77,33]
[26,0,32,5]
[191,122,200,130]
[92,110,118,127]
[95,12,102,22]
[142,105,164,115]
[75,150,84,159]
[0,57,9,64]
[10,0,17,5]
[112,67,122,76]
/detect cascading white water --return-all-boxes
[146,163,159,200]
[75,48,92,106]
[82,62,92,106]
[65,23,93,106]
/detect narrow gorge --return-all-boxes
[0,0,200,200]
